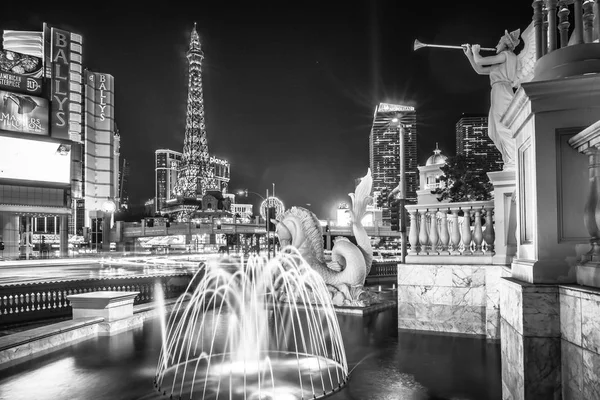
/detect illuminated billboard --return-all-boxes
[0,50,43,94]
[0,89,49,135]
[50,27,83,142]
[0,136,71,184]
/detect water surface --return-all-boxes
[0,309,501,400]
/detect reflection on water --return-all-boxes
[0,309,501,400]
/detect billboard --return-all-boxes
[0,136,71,184]
[50,27,83,141]
[0,50,43,94]
[0,89,49,135]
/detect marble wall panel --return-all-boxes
[581,295,600,354]
[561,339,583,400]
[501,319,524,400]
[522,292,560,338]
[523,336,561,400]
[582,349,600,399]
[500,279,523,334]
[397,264,500,336]
[560,293,582,346]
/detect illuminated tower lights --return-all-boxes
[172,23,217,198]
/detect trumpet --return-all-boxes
[413,39,496,52]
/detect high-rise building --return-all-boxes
[456,114,503,172]
[155,149,182,214]
[156,149,230,214]
[369,102,418,223]
[172,23,217,199]
[0,24,119,258]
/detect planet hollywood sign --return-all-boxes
[210,157,229,166]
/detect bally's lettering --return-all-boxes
[52,31,69,128]
[98,74,107,121]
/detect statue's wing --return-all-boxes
[514,21,536,89]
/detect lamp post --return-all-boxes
[392,117,407,264]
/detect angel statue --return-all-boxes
[463,23,536,171]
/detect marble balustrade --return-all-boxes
[404,201,495,265]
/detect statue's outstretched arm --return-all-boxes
[472,45,506,67]
[463,44,491,76]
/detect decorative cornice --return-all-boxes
[568,119,600,153]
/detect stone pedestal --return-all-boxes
[499,278,561,400]
[501,78,595,284]
[68,291,139,321]
[576,263,600,287]
[487,170,517,266]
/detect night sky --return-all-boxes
[2,2,532,219]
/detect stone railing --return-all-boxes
[404,201,495,264]
[532,0,600,81]
[0,273,193,326]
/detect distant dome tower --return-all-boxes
[417,143,448,204]
[425,143,448,166]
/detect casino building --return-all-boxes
[0,23,119,259]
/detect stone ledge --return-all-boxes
[333,300,397,316]
[0,317,104,352]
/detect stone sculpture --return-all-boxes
[463,22,536,171]
[273,169,374,306]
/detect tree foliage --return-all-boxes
[432,154,493,202]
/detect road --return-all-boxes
[0,254,213,286]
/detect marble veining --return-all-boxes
[523,337,561,399]
[522,292,560,338]
[581,296,600,354]
[398,264,500,337]
[582,349,600,400]
[560,294,582,346]
[561,340,583,400]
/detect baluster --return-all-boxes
[584,0,595,42]
[449,209,461,255]
[483,207,496,254]
[547,0,559,52]
[419,211,429,254]
[473,209,484,255]
[8,295,13,314]
[573,0,585,44]
[19,294,24,313]
[558,1,570,47]
[461,210,472,255]
[439,211,450,255]
[583,148,600,261]
[543,6,550,56]
[595,0,600,43]
[408,210,419,255]
[533,0,545,59]
[25,293,30,312]
[429,210,439,254]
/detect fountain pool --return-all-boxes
[0,249,502,400]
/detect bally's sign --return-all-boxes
[0,72,42,95]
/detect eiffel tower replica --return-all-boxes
[168,23,219,221]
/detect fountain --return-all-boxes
[153,247,349,400]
